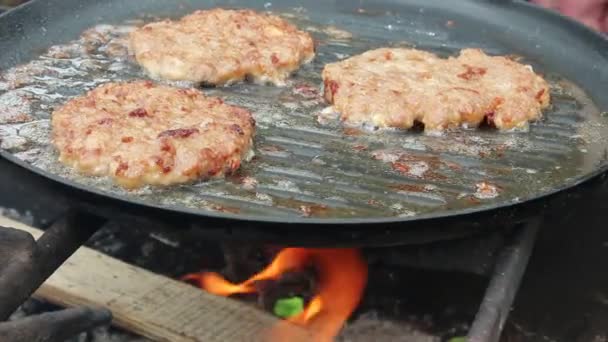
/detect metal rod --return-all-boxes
[0,211,106,320]
[466,217,541,342]
[0,230,38,321]
[35,211,106,280]
[0,227,36,275]
[0,306,112,342]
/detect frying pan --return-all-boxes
[0,0,607,246]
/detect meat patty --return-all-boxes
[129,9,315,86]
[322,48,551,131]
[51,81,255,188]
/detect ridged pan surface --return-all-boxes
[0,0,607,222]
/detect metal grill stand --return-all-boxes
[467,219,541,342]
[0,211,112,342]
[0,210,539,342]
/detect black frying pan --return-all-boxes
[0,0,607,246]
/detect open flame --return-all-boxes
[184,248,368,341]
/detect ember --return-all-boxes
[184,248,368,341]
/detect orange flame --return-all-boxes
[184,248,368,342]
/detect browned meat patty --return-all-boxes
[51,81,255,188]
[129,9,315,86]
[322,48,551,131]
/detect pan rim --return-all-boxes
[1,0,608,225]
[0,0,32,17]
[3,150,607,225]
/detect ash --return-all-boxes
[339,312,438,342]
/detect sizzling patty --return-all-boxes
[322,48,550,131]
[52,81,255,188]
[129,9,315,86]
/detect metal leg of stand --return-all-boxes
[0,211,106,320]
[467,218,541,342]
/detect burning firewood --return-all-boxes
[184,248,368,341]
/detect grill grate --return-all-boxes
[0,7,607,220]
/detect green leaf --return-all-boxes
[273,297,304,319]
[448,337,467,342]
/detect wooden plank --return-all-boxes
[0,215,309,342]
